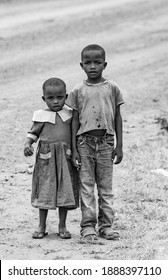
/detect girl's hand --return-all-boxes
[72,150,81,170]
[112,146,123,164]
[24,143,34,157]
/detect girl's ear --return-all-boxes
[42,96,45,102]
[80,62,83,69]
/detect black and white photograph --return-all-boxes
[0,0,168,265]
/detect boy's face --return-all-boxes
[80,50,107,82]
[42,85,67,112]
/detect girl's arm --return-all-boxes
[24,122,44,157]
[112,105,123,164]
[71,110,81,169]
[24,137,34,156]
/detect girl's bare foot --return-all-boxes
[58,226,71,239]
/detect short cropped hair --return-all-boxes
[42,77,66,92]
[81,44,106,60]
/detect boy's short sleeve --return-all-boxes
[114,83,125,107]
[66,89,78,111]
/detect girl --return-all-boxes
[24,77,79,239]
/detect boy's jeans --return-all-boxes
[77,133,114,237]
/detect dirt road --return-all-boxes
[1,0,168,259]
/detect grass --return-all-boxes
[111,130,168,259]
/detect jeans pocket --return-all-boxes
[77,136,85,147]
[106,136,114,148]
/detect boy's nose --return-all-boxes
[90,63,96,69]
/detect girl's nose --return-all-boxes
[53,98,58,103]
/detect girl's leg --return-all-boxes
[58,208,71,239]
[32,208,48,239]
[58,207,67,232]
[38,208,48,232]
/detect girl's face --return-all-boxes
[80,50,107,83]
[42,85,67,112]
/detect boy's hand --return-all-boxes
[24,143,34,157]
[72,150,81,170]
[112,146,123,164]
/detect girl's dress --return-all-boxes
[27,105,79,210]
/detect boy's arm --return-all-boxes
[112,105,123,164]
[71,109,81,169]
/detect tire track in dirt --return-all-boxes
[0,0,131,31]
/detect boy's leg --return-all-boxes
[96,136,115,234]
[58,207,71,239]
[77,136,97,238]
[32,208,48,238]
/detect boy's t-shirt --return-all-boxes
[66,80,124,136]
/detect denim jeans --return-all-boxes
[77,133,115,237]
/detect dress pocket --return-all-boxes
[39,152,51,159]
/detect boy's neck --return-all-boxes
[86,76,106,84]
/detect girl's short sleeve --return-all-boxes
[27,122,44,142]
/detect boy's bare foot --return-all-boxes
[99,229,119,240]
[80,234,98,244]
[79,234,106,245]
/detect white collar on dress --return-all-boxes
[32,104,72,124]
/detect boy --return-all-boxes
[66,44,124,243]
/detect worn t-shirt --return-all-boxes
[66,80,124,136]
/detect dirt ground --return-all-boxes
[0,0,168,260]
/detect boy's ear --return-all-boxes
[42,96,45,102]
[104,62,107,68]
[65,94,68,99]
[80,62,83,69]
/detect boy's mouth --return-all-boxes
[89,71,97,74]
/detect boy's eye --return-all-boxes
[57,96,63,100]
[84,61,90,65]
